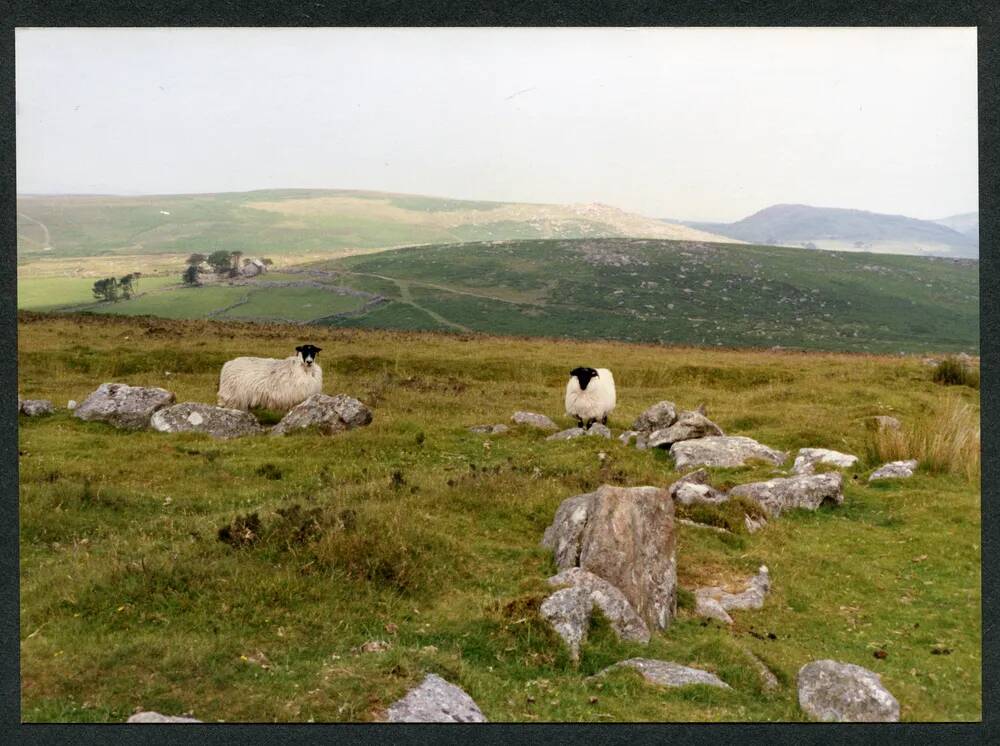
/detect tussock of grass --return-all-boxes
[932,357,979,389]
[868,395,980,482]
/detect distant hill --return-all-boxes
[677,204,978,258]
[933,212,979,243]
[15,189,734,264]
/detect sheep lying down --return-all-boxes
[565,366,616,428]
[217,344,323,412]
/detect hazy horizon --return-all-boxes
[16,28,978,223]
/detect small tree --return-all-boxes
[207,250,233,274]
[182,265,201,286]
[119,273,137,299]
[92,277,119,302]
[186,253,206,266]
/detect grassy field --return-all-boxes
[323,238,979,355]
[18,312,980,722]
[17,275,179,312]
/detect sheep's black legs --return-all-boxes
[585,418,596,430]
[601,415,608,426]
[574,415,584,428]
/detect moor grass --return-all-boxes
[17,313,981,722]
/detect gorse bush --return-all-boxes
[868,395,980,483]
[933,357,979,389]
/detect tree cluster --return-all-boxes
[182,251,272,284]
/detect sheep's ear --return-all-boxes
[314,347,322,353]
[295,345,304,353]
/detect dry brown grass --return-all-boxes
[869,394,980,483]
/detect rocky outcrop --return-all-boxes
[618,430,649,450]
[631,401,678,433]
[869,460,918,481]
[547,427,587,441]
[792,448,858,475]
[19,399,54,416]
[270,394,372,436]
[648,411,724,448]
[511,411,558,430]
[547,568,650,644]
[797,660,900,722]
[468,423,509,434]
[74,383,175,430]
[541,491,595,571]
[694,566,771,625]
[127,711,202,723]
[671,435,787,470]
[667,469,728,506]
[586,423,612,438]
[539,586,593,662]
[596,659,730,689]
[385,673,487,723]
[150,402,263,439]
[729,473,843,517]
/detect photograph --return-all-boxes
[15,26,980,723]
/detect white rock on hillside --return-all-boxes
[729,473,844,517]
[270,393,372,436]
[127,711,202,723]
[511,411,558,430]
[869,460,918,481]
[597,659,730,689]
[792,447,859,475]
[797,660,900,722]
[151,402,263,439]
[631,401,678,433]
[385,673,487,723]
[547,567,650,644]
[694,566,771,625]
[671,435,787,470]
[648,411,724,448]
[74,383,175,430]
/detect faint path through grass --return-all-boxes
[346,271,472,332]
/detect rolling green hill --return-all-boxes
[321,239,979,354]
[16,189,733,264]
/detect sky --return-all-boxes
[16,27,978,222]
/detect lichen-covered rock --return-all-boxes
[150,402,263,439]
[577,485,677,632]
[127,711,202,723]
[619,430,649,449]
[670,435,787,469]
[19,399,54,416]
[792,448,859,475]
[869,460,918,481]
[468,423,509,434]
[547,427,587,441]
[729,473,843,517]
[648,411,724,448]
[631,401,678,433]
[74,383,175,430]
[667,469,728,506]
[597,659,730,689]
[511,411,558,430]
[694,566,770,624]
[385,673,487,723]
[541,491,596,571]
[539,585,593,662]
[547,567,650,644]
[587,423,612,438]
[797,660,900,722]
[270,393,372,436]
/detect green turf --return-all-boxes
[218,287,366,323]
[17,275,179,311]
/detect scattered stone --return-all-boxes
[361,640,390,653]
[468,423,509,434]
[127,711,202,723]
[792,448,859,475]
[547,427,587,441]
[541,484,677,631]
[671,435,787,470]
[729,473,844,517]
[872,416,902,431]
[597,659,730,690]
[547,567,650,644]
[67,399,77,410]
[797,660,900,722]
[677,518,732,535]
[648,411,724,448]
[385,673,487,723]
[667,469,728,506]
[19,399,54,416]
[540,585,592,661]
[743,649,780,691]
[869,460,918,481]
[150,402,263,439]
[619,430,649,449]
[631,401,678,433]
[694,566,771,624]
[587,423,612,438]
[74,383,175,430]
[270,393,372,436]
[744,514,768,533]
[510,411,558,430]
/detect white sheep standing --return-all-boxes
[217,344,323,412]
[565,366,616,429]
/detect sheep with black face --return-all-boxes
[217,344,323,413]
[564,366,616,429]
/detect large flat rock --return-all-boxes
[797,660,900,722]
[271,393,372,436]
[74,383,175,430]
[151,402,263,439]
[729,473,843,517]
[670,436,787,469]
[597,658,730,689]
[385,674,487,723]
